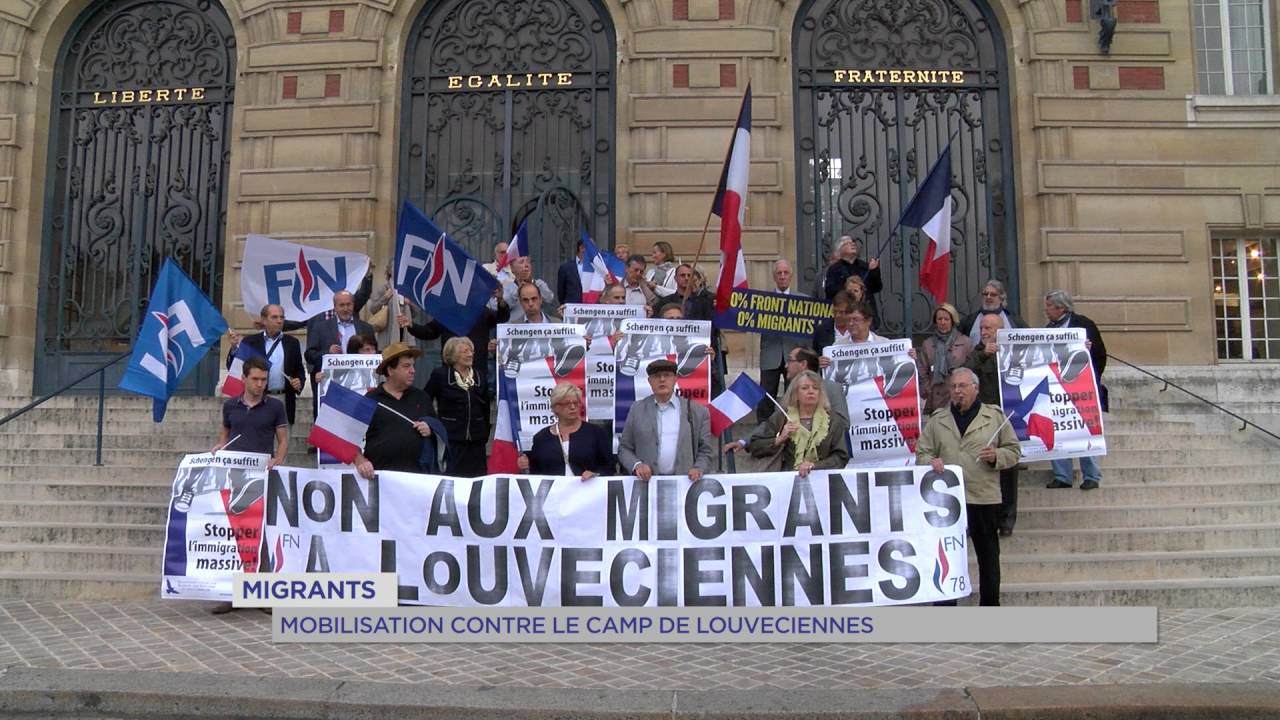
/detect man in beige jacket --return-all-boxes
[916,367,1021,606]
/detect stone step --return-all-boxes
[1016,501,1280,530]
[0,544,160,573]
[0,419,315,435]
[0,407,224,423]
[1017,463,1280,484]
[0,571,156,601]
[1015,479,1280,506]
[1002,523,1280,554]
[0,433,321,452]
[0,521,164,546]
[1001,548,1280,583]
[0,396,229,410]
[0,481,176,503]
[999,575,1280,607]
[1102,433,1249,451]
[1096,448,1280,466]
[0,501,169,524]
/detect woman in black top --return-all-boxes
[424,336,490,477]
[519,383,614,480]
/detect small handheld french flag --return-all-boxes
[498,219,531,272]
[709,373,768,436]
[580,228,625,302]
[221,342,268,398]
[307,382,376,464]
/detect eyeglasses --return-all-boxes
[950,382,976,389]
[981,291,1000,297]
[554,399,581,407]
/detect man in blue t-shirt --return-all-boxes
[215,355,288,466]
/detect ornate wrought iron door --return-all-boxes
[37,0,235,394]
[793,0,1018,337]
[401,0,615,282]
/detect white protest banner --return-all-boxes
[496,324,588,449]
[317,354,382,468]
[562,304,645,421]
[822,340,922,468]
[261,466,971,606]
[241,235,371,322]
[613,318,712,437]
[161,451,271,601]
[997,328,1107,462]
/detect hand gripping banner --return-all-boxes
[822,339,922,467]
[259,466,972,606]
[996,328,1107,462]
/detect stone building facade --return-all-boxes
[0,0,1277,395]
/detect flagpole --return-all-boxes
[213,434,241,454]
[377,402,422,428]
[872,129,961,260]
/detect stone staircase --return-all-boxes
[0,396,314,600]
[0,364,1277,605]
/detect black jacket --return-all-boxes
[423,365,489,445]
[557,258,584,305]
[361,384,436,473]
[282,272,374,332]
[407,302,511,388]
[226,332,305,424]
[527,422,615,476]
[305,315,375,376]
[1055,312,1107,378]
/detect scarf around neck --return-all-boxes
[926,329,960,385]
[788,406,830,467]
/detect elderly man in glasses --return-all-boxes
[959,279,1027,346]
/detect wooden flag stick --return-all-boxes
[378,402,420,427]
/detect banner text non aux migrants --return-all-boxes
[252,466,971,607]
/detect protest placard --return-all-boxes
[613,319,712,437]
[997,328,1107,462]
[822,339,921,467]
[562,304,645,422]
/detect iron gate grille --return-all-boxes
[401,0,616,281]
[37,0,235,394]
[793,0,1019,337]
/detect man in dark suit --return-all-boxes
[227,304,306,425]
[556,239,585,305]
[758,259,807,419]
[305,290,375,403]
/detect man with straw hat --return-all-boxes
[353,341,435,479]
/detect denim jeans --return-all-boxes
[1051,455,1102,485]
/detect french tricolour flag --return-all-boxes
[487,370,524,473]
[580,228,625,303]
[307,382,376,464]
[901,144,953,304]
[711,85,752,315]
[709,373,768,436]
[221,342,268,398]
[498,219,531,272]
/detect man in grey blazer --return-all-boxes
[758,259,808,419]
[618,359,715,481]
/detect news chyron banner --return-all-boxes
[497,323,588,449]
[161,452,270,601]
[317,354,381,468]
[997,328,1107,462]
[613,319,712,437]
[562,304,645,422]
[261,466,971,606]
[822,340,922,468]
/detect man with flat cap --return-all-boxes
[618,359,714,481]
[354,341,435,480]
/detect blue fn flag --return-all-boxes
[393,201,499,337]
[119,259,228,421]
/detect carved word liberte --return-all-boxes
[446,73,574,89]
[833,70,967,84]
[92,88,207,104]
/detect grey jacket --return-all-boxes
[618,395,715,475]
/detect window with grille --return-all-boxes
[1192,0,1275,95]
[1213,237,1280,360]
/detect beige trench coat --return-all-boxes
[916,403,1021,505]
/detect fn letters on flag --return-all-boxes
[308,382,376,464]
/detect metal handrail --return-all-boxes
[1107,353,1280,443]
[0,351,132,466]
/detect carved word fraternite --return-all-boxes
[832,70,967,85]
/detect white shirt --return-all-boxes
[624,283,648,306]
[835,327,854,345]
[336,317,356,352]
[655,395,681,475]
[263,331,286,391]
